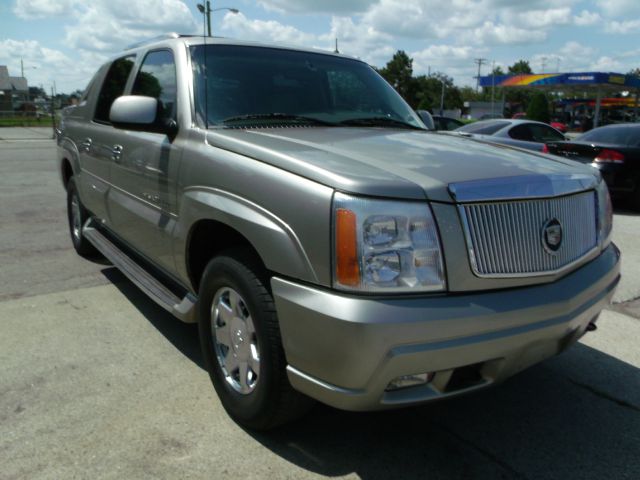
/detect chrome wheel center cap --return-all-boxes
[230,318,248,357]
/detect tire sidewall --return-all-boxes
[66,178,83,251]
[198,255,276,424]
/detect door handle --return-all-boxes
[79,137,92,151]
[111,144,123,163]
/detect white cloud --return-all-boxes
[63,0,197,52]
[501,8,571,29]
[319,16,395,66]
[589,56,623,71]
[220,12,316,44]
[596,0,640,18]
[464,21,547,45]
[13,0,76,19]
[573,10,601,26]
[604,19,640,35]
[257,0,375,14]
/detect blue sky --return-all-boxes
[1,0,639,93]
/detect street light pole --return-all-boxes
[206,1,212,37]
[439,79,445,116]
[197,3,240,36]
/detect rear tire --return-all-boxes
[197,249,312,430]
[66,177,99,258]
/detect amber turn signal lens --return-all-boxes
[335,208,360,286]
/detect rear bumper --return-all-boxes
[272,244,620,411]
[595,163,638,195]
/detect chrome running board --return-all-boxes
[83,221,197,323]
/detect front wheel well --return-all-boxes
[186,219,267,292]
[61,158,73,189]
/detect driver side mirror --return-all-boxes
[416,110,435,131]
[109,95,177,138]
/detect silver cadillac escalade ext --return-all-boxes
[57,34,620,430]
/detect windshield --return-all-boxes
[190,44,424,129]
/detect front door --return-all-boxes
[107,49,181,272]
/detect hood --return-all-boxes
[206,127,598,202]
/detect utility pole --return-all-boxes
[491,60,496,116]
[334,38,339,54]
[556,58,560,73]
[540,56,547,73]
[474,58,487,92]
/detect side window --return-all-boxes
[132,50,177,122]
[530,124,565,142]
[93,56,136,123]
[508,124,534,141]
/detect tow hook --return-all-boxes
[586,322,598,332]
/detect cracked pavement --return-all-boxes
[1,129,638,480]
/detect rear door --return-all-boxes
[107,49,182,271]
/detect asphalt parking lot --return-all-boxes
[1,128,639,480]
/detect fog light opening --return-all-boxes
[385,372,434,392]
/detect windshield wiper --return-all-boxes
[221,113,334,126]
[339,116,424,130]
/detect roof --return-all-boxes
[479,72,640,90]
[120,33,355,61]
[0,65,28,92]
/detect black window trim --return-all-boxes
[131,47,178,123]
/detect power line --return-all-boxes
[474,58,488,92]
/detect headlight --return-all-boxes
[596,178,613,249]
[333,193,446,293]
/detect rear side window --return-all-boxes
[508,124,534,141]
[132,50,177,122]
[509,123,564,142]
[457,120,510,135]
[93,56,136,123]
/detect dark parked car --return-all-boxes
[546,123,640,210]
[417,110,464,131]
[432,115,464,131]
[450,119,566,152]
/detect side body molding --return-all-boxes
[174,186,321,287]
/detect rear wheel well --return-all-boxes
[187,220,267,292]
[61,158,73,189]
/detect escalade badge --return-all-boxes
[542,218,563,253]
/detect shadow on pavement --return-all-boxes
[251,346,639,479]
[100,267,639,479]
[101,268,204,370]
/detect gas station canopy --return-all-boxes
[478,72,640,127]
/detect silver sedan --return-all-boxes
[447,119,567,152]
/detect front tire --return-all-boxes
[66,177,99,258]
[197,249,312,430]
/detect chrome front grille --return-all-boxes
[460,191,598,277]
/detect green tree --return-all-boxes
[491,66,505,76]
[378,50,417,106]
[508,60,532,75]
[526,92,550,123]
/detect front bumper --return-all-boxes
[272,244,620,411]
